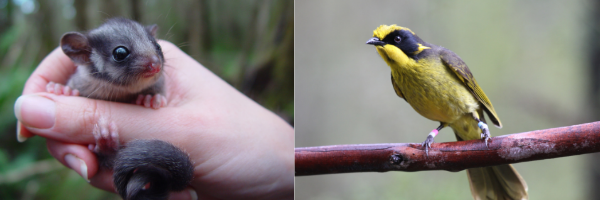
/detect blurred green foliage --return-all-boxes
[0,0,293,199]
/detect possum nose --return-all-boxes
[143,55,161,77]
[146,56,161,73]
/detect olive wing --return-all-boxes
[440,49,502,128]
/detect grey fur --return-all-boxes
[60,18,193,200]
[114,140,194,200]
[61,17,164,102]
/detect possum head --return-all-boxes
[60,18,164,88]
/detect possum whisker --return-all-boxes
[176,42,189,48]
[98,11,112,18]
[165,22,177,40]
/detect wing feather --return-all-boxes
[440,49,502,128]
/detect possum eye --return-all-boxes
[112,46,130,62]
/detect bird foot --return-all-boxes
[421,134,435,157]
[478,122,491,148]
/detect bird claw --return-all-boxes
[422,135,434,157]
[477,121,491,148]
[480,128,491,148]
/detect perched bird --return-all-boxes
[366,25,528,200]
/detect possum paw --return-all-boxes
[89,117,119,155]
[135,94,167,109]
[46,82,80,96]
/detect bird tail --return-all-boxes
[450,112,528,200]
[466,164,528,200]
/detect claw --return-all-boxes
[481,129,491,148]
[422,134,435,157]
[478,121,491,148]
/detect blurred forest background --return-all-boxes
[0,0,293,199]
[296,0,600,200]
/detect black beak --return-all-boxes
[366,37,385,46]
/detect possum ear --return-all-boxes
[60,32,91,64]
[146,24,158,38]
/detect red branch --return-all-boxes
[295,122,600,176]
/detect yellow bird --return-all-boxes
[366,25,528,200]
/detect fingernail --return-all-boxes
[189,189,198,200]
[64,154,89,182]
[169,188,197,200]
[16,122,28,142]
[14,94,55,129]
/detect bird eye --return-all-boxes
[112,46,130,62]
[394,36,401,43]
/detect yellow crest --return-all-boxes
[372,24,415,40]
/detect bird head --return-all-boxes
[366,25,430,65]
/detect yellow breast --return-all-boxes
[382,48,479,124]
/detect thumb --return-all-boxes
[169,188,199,200]
[14,93,158,144]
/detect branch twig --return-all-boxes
[295,122,600,176]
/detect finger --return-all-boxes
[47,136,117,194]
[192,192,224,200]
[14,93,171,144]
[17,47,75,141]
[23,47,76,95]
[16,121,34,142]
[89,166,117,193]
[169,188,198,200]
[46,139,98,182]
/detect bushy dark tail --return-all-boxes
[113,140,194,200]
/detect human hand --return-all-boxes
[14,41,294,200]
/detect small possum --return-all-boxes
[50,17,166,108]
[51,18,194,200]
